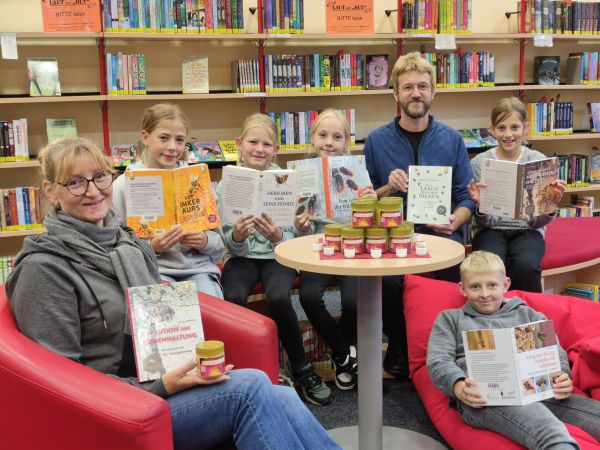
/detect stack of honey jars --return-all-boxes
[323,197,414,256]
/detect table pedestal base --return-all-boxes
[328,426,447,450]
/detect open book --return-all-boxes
[479,157,559,220]
[287,155,371,220]
[220,165,297,227]
[406,166,452,224]
[126,281,204,383]
[462,320,561,406]
[124,164,220,238]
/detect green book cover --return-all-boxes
[27,58,61,97]
[46,118,77,143]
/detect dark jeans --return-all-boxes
[383,226,465,358]
[221,257,306,369]
[472,228,545,293]
[298,272,357,361]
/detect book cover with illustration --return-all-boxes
[27,58,61,97]
[220,165,297,227]
[590,147,600,183]
[459,129,481,149]
[479,157,559,220]
[182,56,209,94]
[406,166,452,224]
[217,140,238,161]
[470,128,498,147]
[365,55,389,89]
[463,320,561,406]
[126,281,204,383]
[124,164,221,238]
[287,155,372,220]
[111,144,136,168]
[190,139,225,162]
[534,56,560,85]
[46,118,77,143]
[587,102,600,132]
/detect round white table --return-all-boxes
[275,233,465,450]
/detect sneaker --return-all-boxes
[290,363,332,406]
[333,345,358,391]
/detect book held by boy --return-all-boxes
[287,155,372,220]
[126,281,204,383]
[124,164,221,238]
[406,166,452,225]
[462,320,561,406]
[220,165,297,227]
[479,157,560,220]
[27,58,61,97]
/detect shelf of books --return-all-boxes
[565,185,600,194]
[528,133,600,141]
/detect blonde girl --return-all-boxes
[217,113,331,406]
[468,97,566,292]
[297,109,375,391]
[112,103,224,298]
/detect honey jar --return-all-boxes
[196,340,226,379]
[377,197,403,228]
[388,221,414,254]
[365,227,388,253]
[324,223,344,252]
[341,226,365,254]
[351,198,376,228]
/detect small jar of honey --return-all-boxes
[196,340,226,379]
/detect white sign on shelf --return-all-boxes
[533,34,554,47]
[1,33,18,60]
[435,34,456,50]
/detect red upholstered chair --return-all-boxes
[403,275,600,450]
[0,286,278,450]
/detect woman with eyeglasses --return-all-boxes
[5,136,342,450]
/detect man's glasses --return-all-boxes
[400,83,432,94]
[58,171,115,196]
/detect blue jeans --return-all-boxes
[168,369,341,450]
[161,273,223,299]
[458,394,600,450]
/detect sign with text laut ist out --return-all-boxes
[326,0,374,34]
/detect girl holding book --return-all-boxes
[217,113,332,406]
[296,109,376,391]
[6,136,341,450]
[112,103,224,298]
[468,97,566,292]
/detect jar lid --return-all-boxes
[341,226,365,238]
[324,223,346,234]
[377,197,403,209]
[196,340,224,358]
[366,227,389,238]
[351,198,377,209]
[389,225,413,237]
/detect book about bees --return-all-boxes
[124,164,221,238]
[406,166,452,225]
[462,320,560,406]
[287,155,372,220]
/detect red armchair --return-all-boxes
[0,286,279,450]
[403,275,600,449]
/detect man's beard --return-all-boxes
[400,99,431,119]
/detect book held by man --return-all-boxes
[406,166,452,224]
[479,157,560,220]
[124,164,220,238]
[287,155,372,220]
[27,58,61,97]
[220,165,297,227]
[126,281,204,383]
[462,320,561,406]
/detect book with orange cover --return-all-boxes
[287,155,371,220]
[124,164,221,238]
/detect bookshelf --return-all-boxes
[2,0,600,252]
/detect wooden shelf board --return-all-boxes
[104,32,264,40]
[268,90,392,98]
[523,84,600,90]
[107,93,249,101]
[565,185,600,193]
[277,145,363,156]
[528,133,600,141]
[0,160,40,169]
[16,32,102,39]
[0,229,46,239]
[0,95,104,104]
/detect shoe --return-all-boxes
[333,345,358,391]
[383,341,409,379]
[290,363,332,406]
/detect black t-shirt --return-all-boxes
[396,116,432,165]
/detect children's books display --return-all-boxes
[406,166,452,225]
[27,58,61,97]
[479,157,560,220]
[220,165,297,227]
[459,128,498,149]
[463,320,561,406]
[365,55,389,90]
[189,140,225,162]
[0,119,28,162]
[533,56,560,85]
[182,56,209,94]
[287,155,372,220]
[45,118,77,143]
[124,164,220,238]
[126,281,204,383]
[111,144,136,168]
[217,140,239,161]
